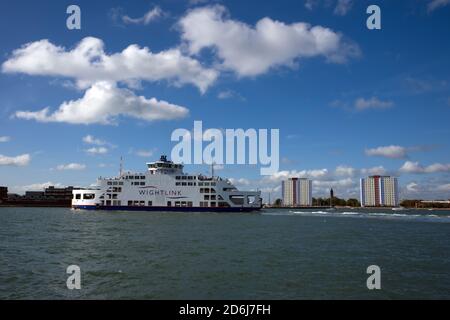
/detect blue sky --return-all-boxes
[0,0,449,200]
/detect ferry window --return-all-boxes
[112,194,118,199]
[119,182,123,185]
[187,202,193,207]
[211,195,216,200]
[176,182,180,186]
[193,183,197,186]
[176,176,180,180]
[182,182,187,186]
[148,201,152,206]
[188,182,193,186]
[106,200,111,206]
[211,182,216,186]
[83,193,95,200]
[107,182,112,185]
[200,201,208,207]
[140,201,145,206]
[113,182,118,185]
[134,176,139,179]
[128,201,133,206]
[219,202,230,208]
[218,195,224,200]
[140,182,145,186]
[188,176,193,180]
[210,202,216,207]
[175,201,180,207]
[181,202,187,207]
[75,194,81,200]
[182,176,187,180]
[134,201,139,206]
[204,195,210,200]
[140,176,145,179]
[198,182,204,186]
[167,201,172,207]
[211,188,216,193]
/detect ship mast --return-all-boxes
[119,156,123,177]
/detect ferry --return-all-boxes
[72,155,262,212]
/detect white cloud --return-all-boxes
[334,0,353,16]
[360,166,387,176]
[265,168,329,183]
[13,182,64,193]
[85,147,108,155]
[428,0,450,12]
[0,154,30,166]
[229,178,251,186]
[2,37,218,93]
[335,165,356,176]
[406,182,419,193]
[304,0,319,10]
[14,81,189,125]
[399,161,450,174]
[179,5,360,77]
[56,163,86,171]
[0,136,11,142]
[217,89,245,100]
[135,150,154,157]
[83,135,108,146]
[122,7,164,25]
[354,97,393,111]
[365,145,407,159]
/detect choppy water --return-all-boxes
[0,207,449,299]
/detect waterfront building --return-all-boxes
[360,176,399,207]
[44,186,76,200]
[282,178,313,206]
[0,186,7,201]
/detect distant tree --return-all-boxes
[346,198,361,207]
[273,198,282,207]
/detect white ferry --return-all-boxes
[72,155,262,212]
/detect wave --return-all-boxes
[262,209,450,222]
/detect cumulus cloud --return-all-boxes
[83,135,107,146]
[13,182,64,193]
[85,147,108,155]
[14,81,189,125]
[365,145,407,159]
[0,136,11,142]
[354,97,394,111]
[265,168,329,184]
[135,150,154,157]
[0,154,31,166]
[427,0,450,12]
[406,182,419,193]
[360,166,387,176]
[122,6,164,25]
[2,37,217,93]
[399,161,450,174]
[179,5,360,77]
[335,165,356,176]
[334,0,353,16]
[56,163,86,171]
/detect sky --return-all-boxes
[0,0,449,201]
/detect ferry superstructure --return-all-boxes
[72,156,262,212]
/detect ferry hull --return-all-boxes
[72,205,261,213]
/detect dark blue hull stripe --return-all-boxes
[72,205,261,213]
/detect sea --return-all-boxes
[0,207,449,299]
